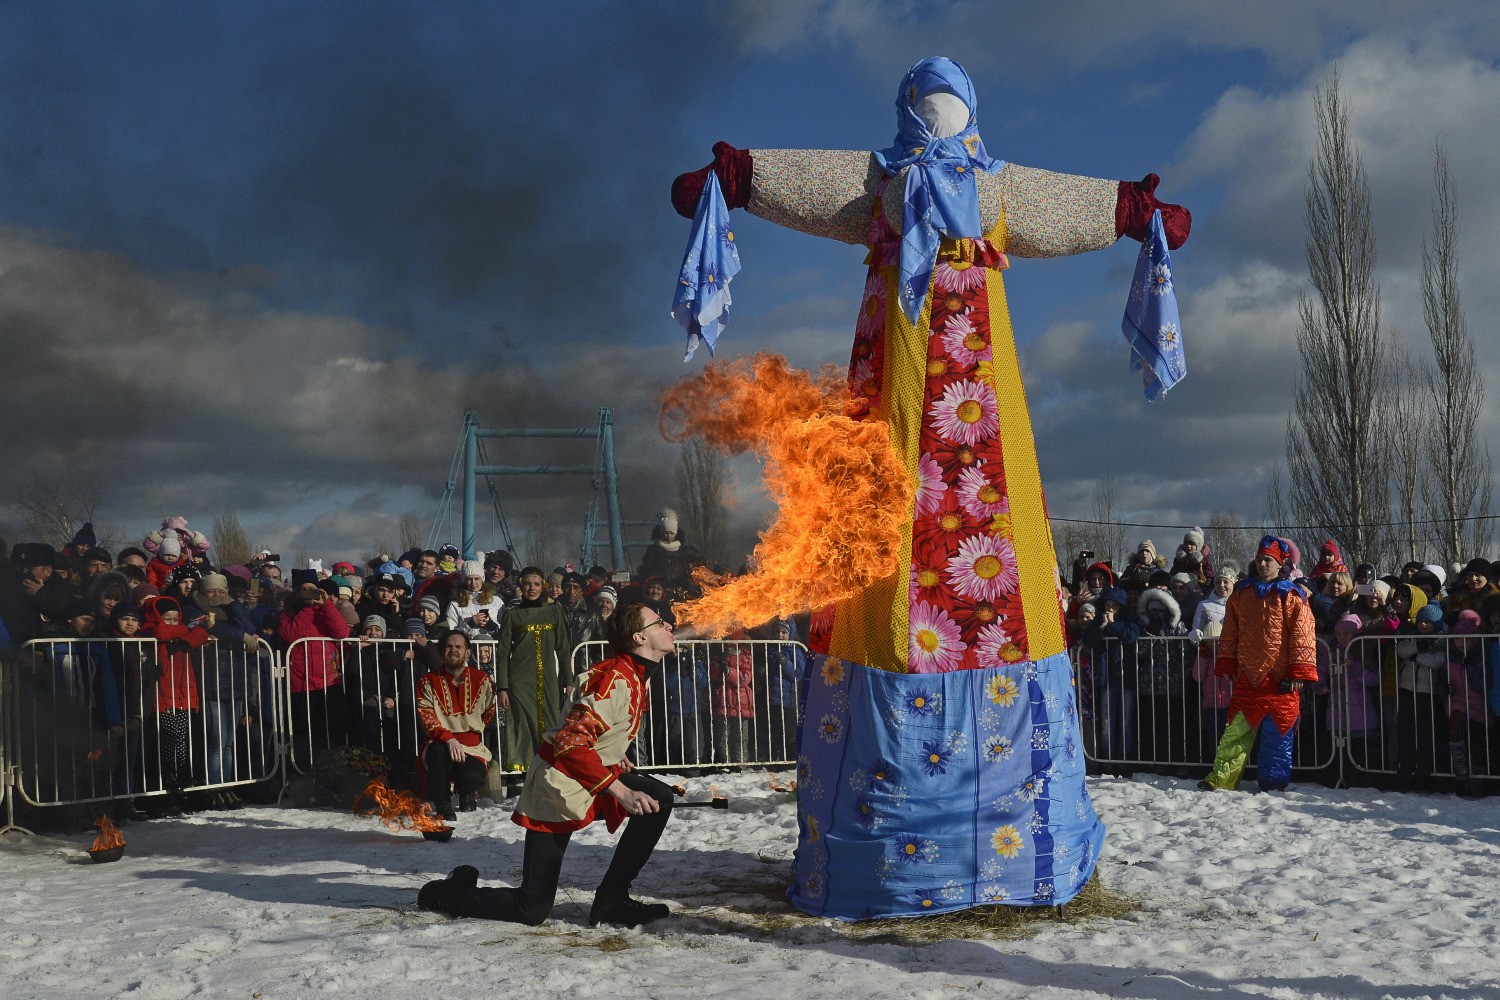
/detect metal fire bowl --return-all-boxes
[421,828,454,843]
[89,846,126,863]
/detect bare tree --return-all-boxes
[1388,341,1425,565]
[212,506,255,567]
[1087,475,1127,571]
[398,511,424,553]
[676,435,729,568]
[524,514,561,571]
[1205,509,1256,578]
[1285,68,1395,567]
[1264,468,1294,542]
[13,472,113,551]
[1419,141,1493,565]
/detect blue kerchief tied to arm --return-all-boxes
[1121,209,1186,401]
[672,172,741,362]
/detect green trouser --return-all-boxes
[1203,713,1257,790]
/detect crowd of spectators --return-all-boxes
[1064,528,1500,797]
[0,508,805,825]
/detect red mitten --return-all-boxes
[1116,173,1191,250]
[671,141,754,219]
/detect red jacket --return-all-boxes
[279,598,351,693]
[712,641,756,718]
[147,621,212,712]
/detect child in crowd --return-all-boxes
[1393,599,1446,778]
[1445,610,1487,797]
[141,596,213,814]
[1325,614,1381,771]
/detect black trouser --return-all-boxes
[423,743,487,808]
[455,771,674,924]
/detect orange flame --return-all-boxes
[658,353,912,635]
[86,749,103,763]
[90,815,126,852]
[358,777,450,834]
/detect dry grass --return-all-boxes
[680,872,1140,944]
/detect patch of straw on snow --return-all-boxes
[679,874,1139,943]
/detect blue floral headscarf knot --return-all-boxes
[873,57,1004,325]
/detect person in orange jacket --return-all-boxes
[1199,537,1318,792]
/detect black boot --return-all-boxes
[449,865,480,890]
[458,792,477,812]
[589,892,669,928]
[417,878,466,917]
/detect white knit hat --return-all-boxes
[463,559,484,579]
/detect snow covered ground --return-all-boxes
[5,771,1497,999]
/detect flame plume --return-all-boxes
[90,815,126,852]
[659,353,912,636]
[358,777,451,833]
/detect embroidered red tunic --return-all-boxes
[512,652,649,834]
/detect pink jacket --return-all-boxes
[712,643,756,718]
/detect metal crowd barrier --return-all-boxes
[9,636,281,811]
[572,638,806,772]
[1075,632,1500,789]
[282,636,506,779]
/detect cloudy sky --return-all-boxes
[2,2,1498,569]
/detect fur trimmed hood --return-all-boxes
[1135,587,1182,629]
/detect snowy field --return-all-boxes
[4,771,1497,1000]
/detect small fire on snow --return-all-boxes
[90,815,126,852]
[658,352,912,635]
[358,777,450,834]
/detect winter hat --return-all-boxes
[331,561,359,577]
[1100,587,1128,610]
[594,585,618,607]
[1256,535,1292,565]
[1461,558,1491,582]
[1421,564,1447,587]
[403,618,428,638]
[1415,603,1444,629]
[1334,614,1362,634]
[562,571,587,589]
[463,560,484,579]
[1214,565,1237,585]
[361,615,387,636]
[158,532,182,558]
[1147,569,1171,588]
[223,564,253,582]
[418,595,442,616]
[1169,572,1194,588]
[200,572,230,593]
[1371,580,1393,602]
[1454,610,1481,635]
[11,542,57,569]
[659,508,679,534]
[1183,527,1204,548]
[1137,540,1156,558]
[72,522,98,549]
[62,597,98,622]
[82,546,112,566]
[110,603,142,627]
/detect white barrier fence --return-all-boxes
[1076,633,1500,787]
[4,628,1494,823]
[0,634,809,821]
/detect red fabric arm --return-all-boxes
[1116,173,1191,250]
[671,142,754,219]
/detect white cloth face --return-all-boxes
[914,91,969,138]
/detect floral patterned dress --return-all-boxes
[744,148,1121,919]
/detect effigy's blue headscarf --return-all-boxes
[873,57,1004,325]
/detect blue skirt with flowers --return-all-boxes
[789,651,1105,919]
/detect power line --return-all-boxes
[1048,512,1500,532]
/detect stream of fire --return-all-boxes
[658,352,913,636]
